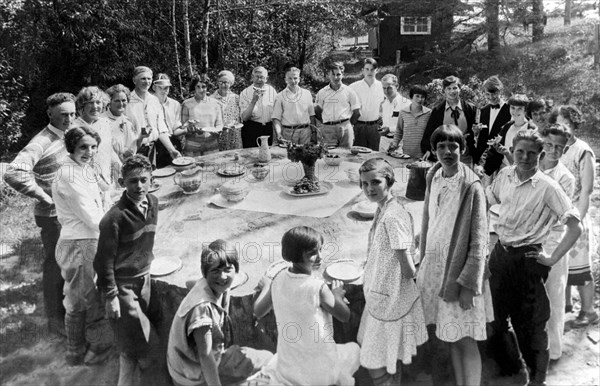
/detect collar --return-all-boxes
[361,78,378,87]
[445,100,463,111]
[176,277,226,317]
[327,83,344,92]
[47,124,65,139]
[285,86,301,94]
[509,166,541,188]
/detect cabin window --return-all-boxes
[400,16,431,35]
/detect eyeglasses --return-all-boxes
[218,81,230,85]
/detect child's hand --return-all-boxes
[459,287,475,310]
[255,275,272,292]
[106,297,121,319]
[331,280,346,298]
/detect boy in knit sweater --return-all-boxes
[94,155,159,385]
[4,92,76,335]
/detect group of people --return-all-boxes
[2,57,597,386]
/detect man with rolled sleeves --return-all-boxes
[4,92,77,335]
[314,62,360,148]
[350,58,384,151]
[272,67,316,145]
[239,66,278,147]
[125,66,181,167]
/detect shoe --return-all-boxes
[48,319,67,337]
[565,305,573,313]
[572,311,599,328]
[84,345,113,365]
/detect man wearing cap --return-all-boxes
[272,67,316,145]
[314,62,360,148]
[239,66,278,148]
[349,58,384,151]
[152,73,185,168]
[125,66,181,166]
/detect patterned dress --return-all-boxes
[357,198,427,373]
[417,167,494,342]
[561,138,597,284]
[211,91,242,151]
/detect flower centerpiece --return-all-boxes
[287,142,327,182]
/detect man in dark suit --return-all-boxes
[473,76,511,165]
[421,75,476,163]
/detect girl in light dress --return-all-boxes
[357,158,427,385]
[552,105,598,326]
[418,125,493,386]
[253,226,361,385]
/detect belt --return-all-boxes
[357,119,380,125]
[385,134,395,139]
[249,120,270,126]
[322,119,349,125]
[499,241,542,253]
[282,124,310,129]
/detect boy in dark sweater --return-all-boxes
[94,154,158,385]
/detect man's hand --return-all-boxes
[387,143,399,154]
[525,249,557,267]
[379,126,390,136]
[106,297,121,319]
[251,88,263,103]
[459,287,475,310]
[472,123,486,137]
[40,194,53,207]
[169,149,182,160]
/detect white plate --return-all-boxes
[490,204,500,216]
[200,126,221,133]
[148,182,161,193]
[227,123,244,130]
[217,165,246,177]
[153,167,176,178]
[388,152,411,159]
[172,157,195,166]
[232,271,249,289]
[326,261,363,282]
[150,257,182,277]
[351,146,372,153]
[266,260,291,279]
[352,201,378,218]
[285,181,333,197]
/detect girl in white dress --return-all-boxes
[357,158,427,385]
[253,226,360,385]
[418,125,493,385]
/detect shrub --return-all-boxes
[0,55,29,152]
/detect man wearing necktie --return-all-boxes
[473,76,511,165]
[421,75,477,164]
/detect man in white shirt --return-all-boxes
[272,67,316,145]
[125,66,181,166]
[239,66,278,148]
[314,62,360,148]
[378,74,410,153]
[350,58,384,150]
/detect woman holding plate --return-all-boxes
[211,70,243,151]
[179,74,224,156]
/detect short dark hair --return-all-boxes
[201,239,240,278]
[539,123,571,140]
[363,57,378,69]
[409,85,428,99]
[281,226,324,264]
[327,61,345,73]
[483,76,503,93]
[46,93,76,109]
[189,74,211,93]
[121,154,152,178]
[358,158,395,187]
[549,105,583,130]
[507,94,529,107]
[64,122,101,154]
[442,75,461,89]
[430,124,466,152]
[526,99,547,117]
[512,129,544,152]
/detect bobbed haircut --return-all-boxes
[549,105,583,130]
[430,124,466,152]
[64,122,101,154]
[105,84,131,101]
[121,154,152,178]
[409,84,428,99]
[442,75,461,89]
[281,226,324,264]
[507,94,529,107]
[201,239,240,278]
[46,93,76,109]
[512,129,544,153]
[358,158,395,187]
[76,86,106,111]
[483,75,503,93]
[526,99,547,117]
[189,73,211,93]
[539,123,571,140]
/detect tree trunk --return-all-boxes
[564,0,572,26]
[200,0,211,75]
[182,0,193,78]
[486,0,500,53]
[531,0,545,42]
[172,0,184,99]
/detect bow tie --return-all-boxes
[490,104,500,109]
[450,107,461,125]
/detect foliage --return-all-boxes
[287,142,327,166]
[0,52,28,151]
[423,76,488,109]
